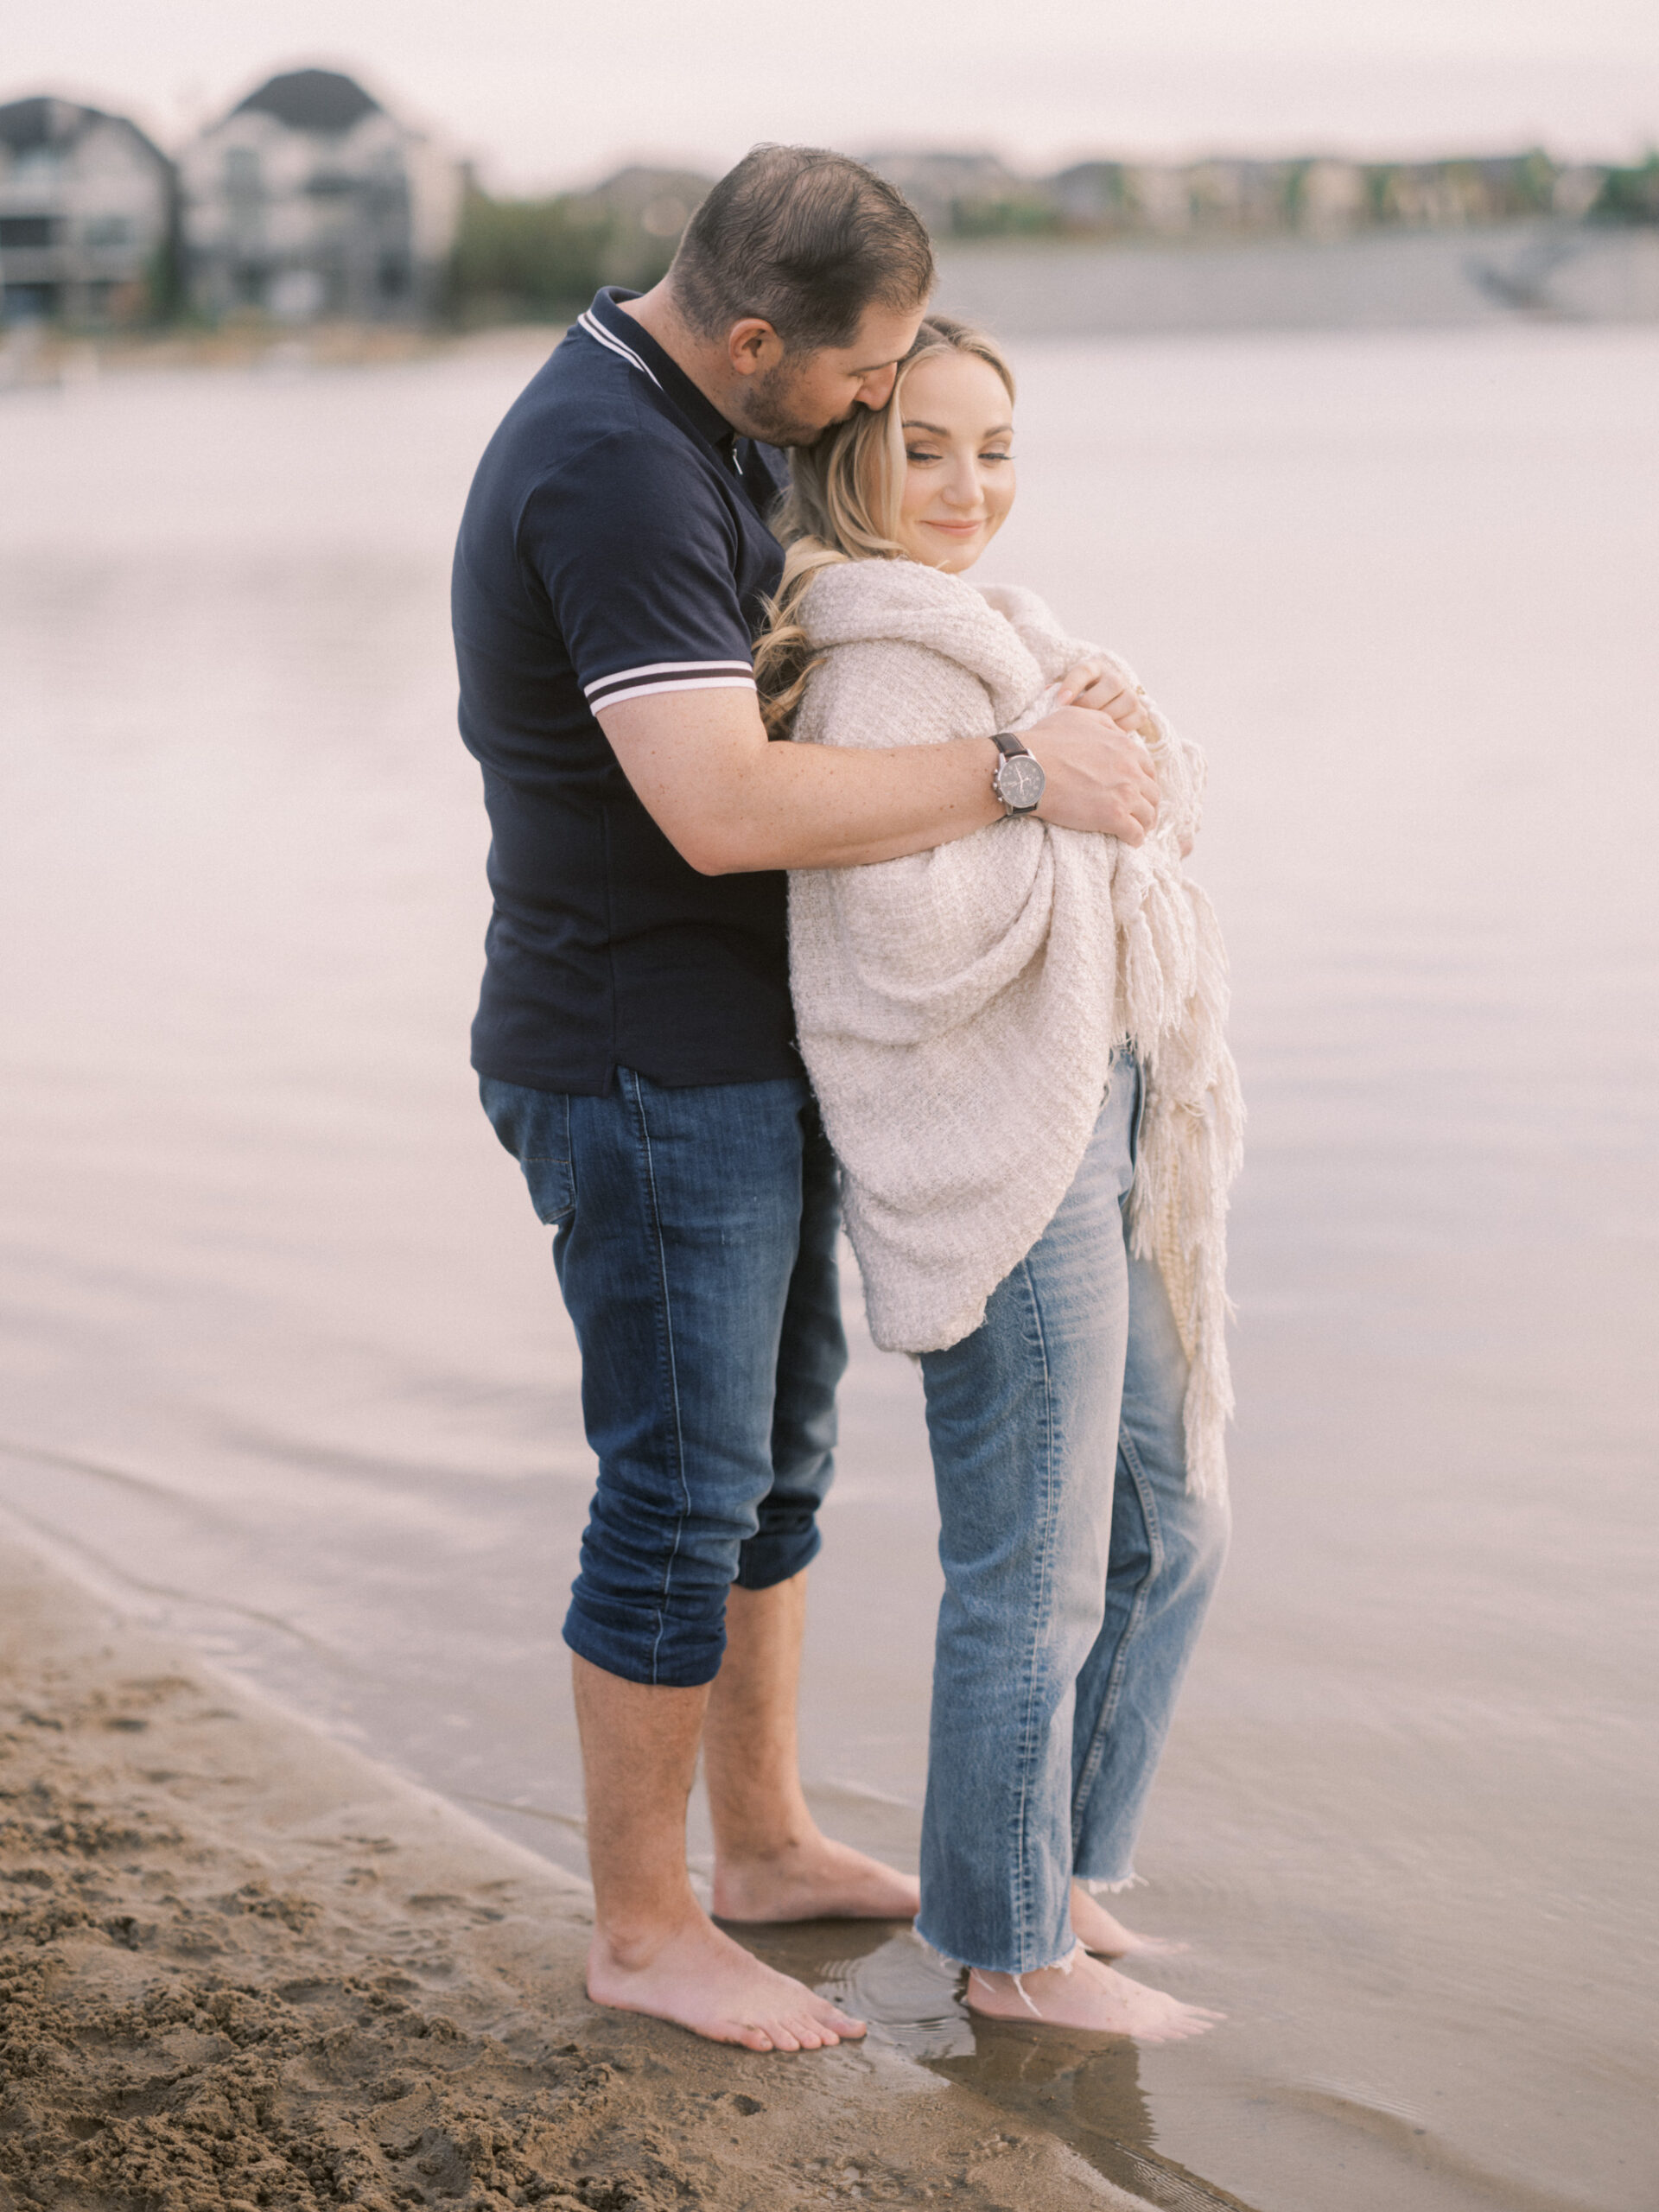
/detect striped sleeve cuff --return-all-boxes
[584,659,756,713]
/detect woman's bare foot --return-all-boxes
[713,1829,920,1924]
[965,1952,1220,2043]
[587,1903,867,2052]
[1069,1881,1189,1960]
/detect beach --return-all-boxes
[2,313,1656,2209]
[0,1534,1160,2210]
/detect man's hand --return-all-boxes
[1021,702,1160,846]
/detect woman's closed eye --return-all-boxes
[904,445,1014,465]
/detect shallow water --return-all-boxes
[3,323,1656,2212]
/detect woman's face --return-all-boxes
[892,351,1016,573]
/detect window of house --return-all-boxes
[225,147,263,203]
[2,281,60,319]
[0,215,59,248]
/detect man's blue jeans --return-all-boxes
[915,1056,1231,1975]
[480,1067,848,1688]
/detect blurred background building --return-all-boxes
[0,95,176,324]
[177,67,462,321]
[865,145,1634,241]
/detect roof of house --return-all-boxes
[232,70,381,135]
[0,94,169,167]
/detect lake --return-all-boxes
[2,317,1655,2212]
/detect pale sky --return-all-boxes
[8,0,1658,190]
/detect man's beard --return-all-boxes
[741,362,855,449]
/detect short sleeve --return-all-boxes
[521,431,760,715]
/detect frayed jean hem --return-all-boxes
[915,1923,1084,1980]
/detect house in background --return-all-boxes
[0,96,175,323]
[864,151,1059,238]
[179,68,461,321]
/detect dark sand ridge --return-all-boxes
[0,1537,1163,2212]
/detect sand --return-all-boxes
[0,1537,1153,2212]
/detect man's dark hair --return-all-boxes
[671,144,934,353]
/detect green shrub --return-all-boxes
[448,190,611,319]
[1591,155,1659,224]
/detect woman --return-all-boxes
[756,318,1243,2038]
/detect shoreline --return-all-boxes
[0,321,531,391]
[934,217,1659,334]
[2,217,1656,398]
[0,1534,1156,2210]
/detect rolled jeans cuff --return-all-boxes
[563,1517,824,1688]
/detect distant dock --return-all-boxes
[935,220,1659,336]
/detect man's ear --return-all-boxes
[727,318,784,378]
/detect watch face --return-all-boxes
[998,753,1046,811]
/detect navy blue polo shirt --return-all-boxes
[452,288,793,1094]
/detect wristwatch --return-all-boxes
[989,730,1046,816]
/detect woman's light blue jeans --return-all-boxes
[914,1054,1230,1974]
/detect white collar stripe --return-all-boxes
[578,309,662,388]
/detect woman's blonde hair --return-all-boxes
[753,315,1015,737]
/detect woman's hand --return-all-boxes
[1057,655,1153,739]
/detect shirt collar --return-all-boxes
[583,287,742,463]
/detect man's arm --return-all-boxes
[599,689,1159,876]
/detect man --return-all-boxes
[453,144,1159,2054]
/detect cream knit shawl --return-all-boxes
[786,557,1243,1497]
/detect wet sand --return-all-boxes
[0,1533,1160,2212]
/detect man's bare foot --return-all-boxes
[587,1904,867,2053]
[713,1828,921,1924]
[965,1952,1221,2043]
[1070,1881,1189,1960]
